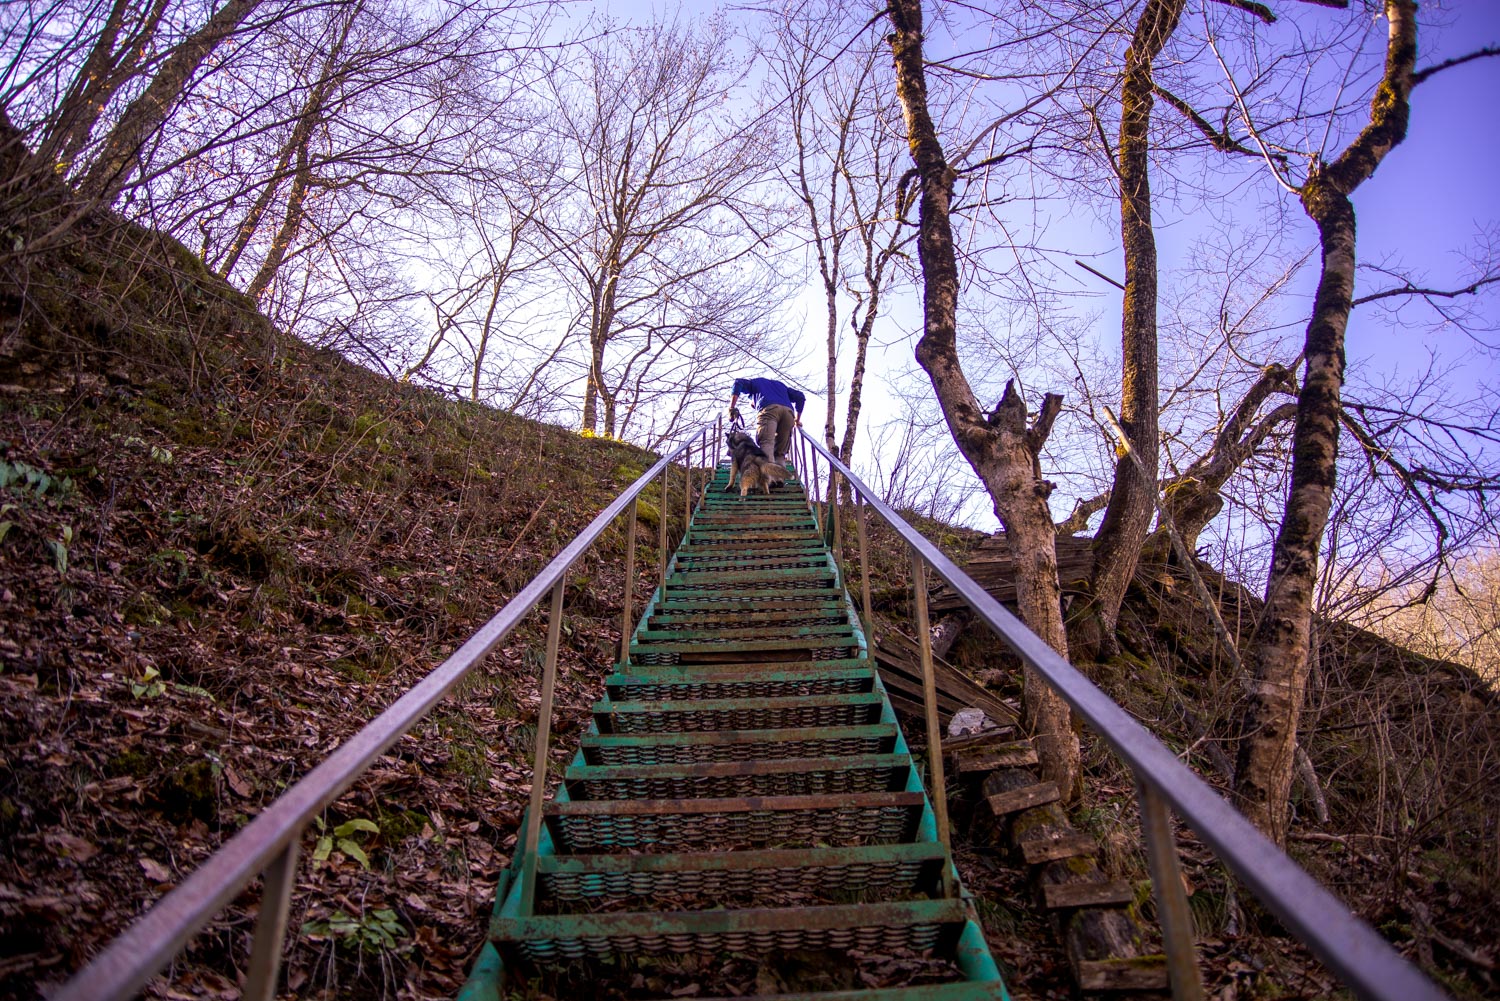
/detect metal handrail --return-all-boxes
[796,428,1446,1001]
[56,427,712,1001]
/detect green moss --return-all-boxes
[0,796,19,836]
[376,807,429,842]
[122,590,173,626]
[106,750,154,779]
[331,658,373,683]
[159,758,216,822]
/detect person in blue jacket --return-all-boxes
[729,376,805,465]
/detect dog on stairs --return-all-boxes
[724,430,789,497]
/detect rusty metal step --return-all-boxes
[542,790,926,852]
[493,897,968,962]
[655,586,846,605]
[606,665,874,701]
[690,984,1009,1001]
[647,602,848,629]
[634,623,855,645]
[579,724,900,765]
[594,693,885,733]
[563,754,913,800]
[533,843,948,910]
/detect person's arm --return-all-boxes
[729,379,749,424]
[788,389,805,425]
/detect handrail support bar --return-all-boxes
[243,839,300,1001]
[1138,781,1205,1001]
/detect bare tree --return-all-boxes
[1221,0,1420,843]
[539,16,790,438]
[887,0,1080,799]
[78,0,265,203]
[768,1,916,497]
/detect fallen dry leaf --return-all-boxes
[139,857,173,882]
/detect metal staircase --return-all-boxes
[468,461,1008,999]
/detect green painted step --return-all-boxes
[594,693,884,732]
[532,843,948,908]
[542,790,926,852]
[579,724,900,765]
[606,666,874,701]
[492,898,969,962]
[563,754,913,800]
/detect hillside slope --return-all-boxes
[2,161,1496,1000]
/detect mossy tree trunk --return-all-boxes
[36,0,172,173]
[1233,0,1418,844]
[1085,0,1184,660]
[79,0,264,204]
[887,0,1080,800]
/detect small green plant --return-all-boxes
[148,548,191,586]
[131,665,167,699]
[300,907,406,954]
[47,525,73,574]
[0,459,73,499]
[312,816,380,870]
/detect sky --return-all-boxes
[573,0,1500,534]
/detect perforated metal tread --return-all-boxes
[594,693,885,732]
[542,790,926,851]
[563,754,913,800]
[492,898,969,961]
[579,724,900,765]
[535,843,948,908]
[606,667,874,702]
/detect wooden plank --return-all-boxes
[1041,880,1134,910]
[877,664,968,716]
[1074,956,1170,992]
[986,781,1060,816]
[875,629,1019,726]
[1019,830,1098,865]
[954,745,1040,774]
[941,730,1023,755]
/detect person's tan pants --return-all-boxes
[757,405,795,464]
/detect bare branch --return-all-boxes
[1412,46,1500,86]
[1353,274,1500,307]
[1152,83,1269,158]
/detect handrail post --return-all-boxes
[682,438,691,535]
[1138,781,1205,1001]
[658,466,668,591]
[810,447,823,536]
[830,468,844,566]
[620,497,638,666]
[911,550,954,897]
[856,497,875,648]
[242,838,300,1001]
[519,579,567,915]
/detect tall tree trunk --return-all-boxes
[583,268,620,433]
[1085,0,1184,660]
[1234,0,1417,844]
[37,0,172,171]
[887,0,1080,799]
[79,0,263,203]
[218,10,354,279]
[837,303,877,471]
[246,137,312,301]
